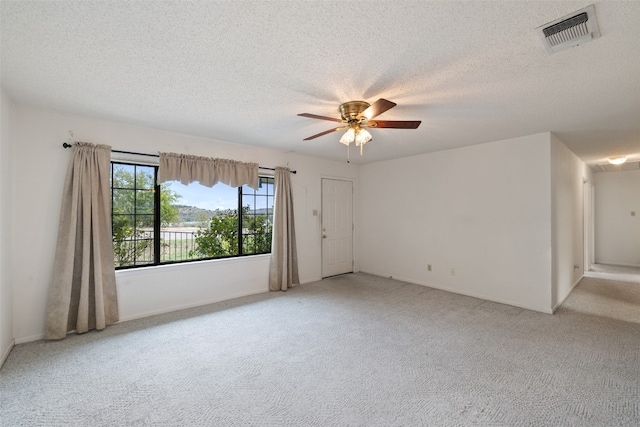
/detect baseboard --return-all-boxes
[300,276,322,285]
[1,338,15,369]
[117,288,269,323]
[552,274,583,313]
[360,270,553,314]
[15,333,45,345]
[594,261,640,268]
[12,290,271,345]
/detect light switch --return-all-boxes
[312,209,318,216]
[632,211,636,217]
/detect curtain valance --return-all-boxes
[157,152,259,190]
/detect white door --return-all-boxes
[322,179,353,278]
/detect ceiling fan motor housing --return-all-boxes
[339,101,370,121]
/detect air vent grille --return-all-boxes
[543,12,589,47]
[536,5,600,54]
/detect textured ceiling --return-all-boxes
[1,1,639,165]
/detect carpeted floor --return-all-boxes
[1,271,639,426]
[565,264,640,324]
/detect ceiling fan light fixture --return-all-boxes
[339,126,372,156]
[355,128,372,147]
[608,155,627,165]
[339,128,355,145]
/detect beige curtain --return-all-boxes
[157,152,259,189]
[269,167,299,291]
[45,142,118,340]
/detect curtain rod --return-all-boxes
[62,142,296,173]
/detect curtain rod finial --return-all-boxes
[63,142,73,148]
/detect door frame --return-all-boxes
[583,179,594,271]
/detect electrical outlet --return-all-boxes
[450,268,455,276]
[428,264,432,272]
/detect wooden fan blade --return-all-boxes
[298,113,343,123]
[360,98,397,120]
[303,127,346,141]
[371,120,421,129]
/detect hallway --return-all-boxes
[559,264,640,323]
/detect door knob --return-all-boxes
[323,234,327,238]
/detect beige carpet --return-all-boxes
[1,272,638,426]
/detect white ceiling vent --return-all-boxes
[536,4,600,54]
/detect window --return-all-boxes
[111,161,274,269]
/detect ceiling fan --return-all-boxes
[298,98,421,157]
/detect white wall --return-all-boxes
[0,87,15,366]
[550,134,590,310]
[6,102,596,342]
[594,169,640,267]
[357,133,553,313]
[10,104,357,342]
[284,153,358,279]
